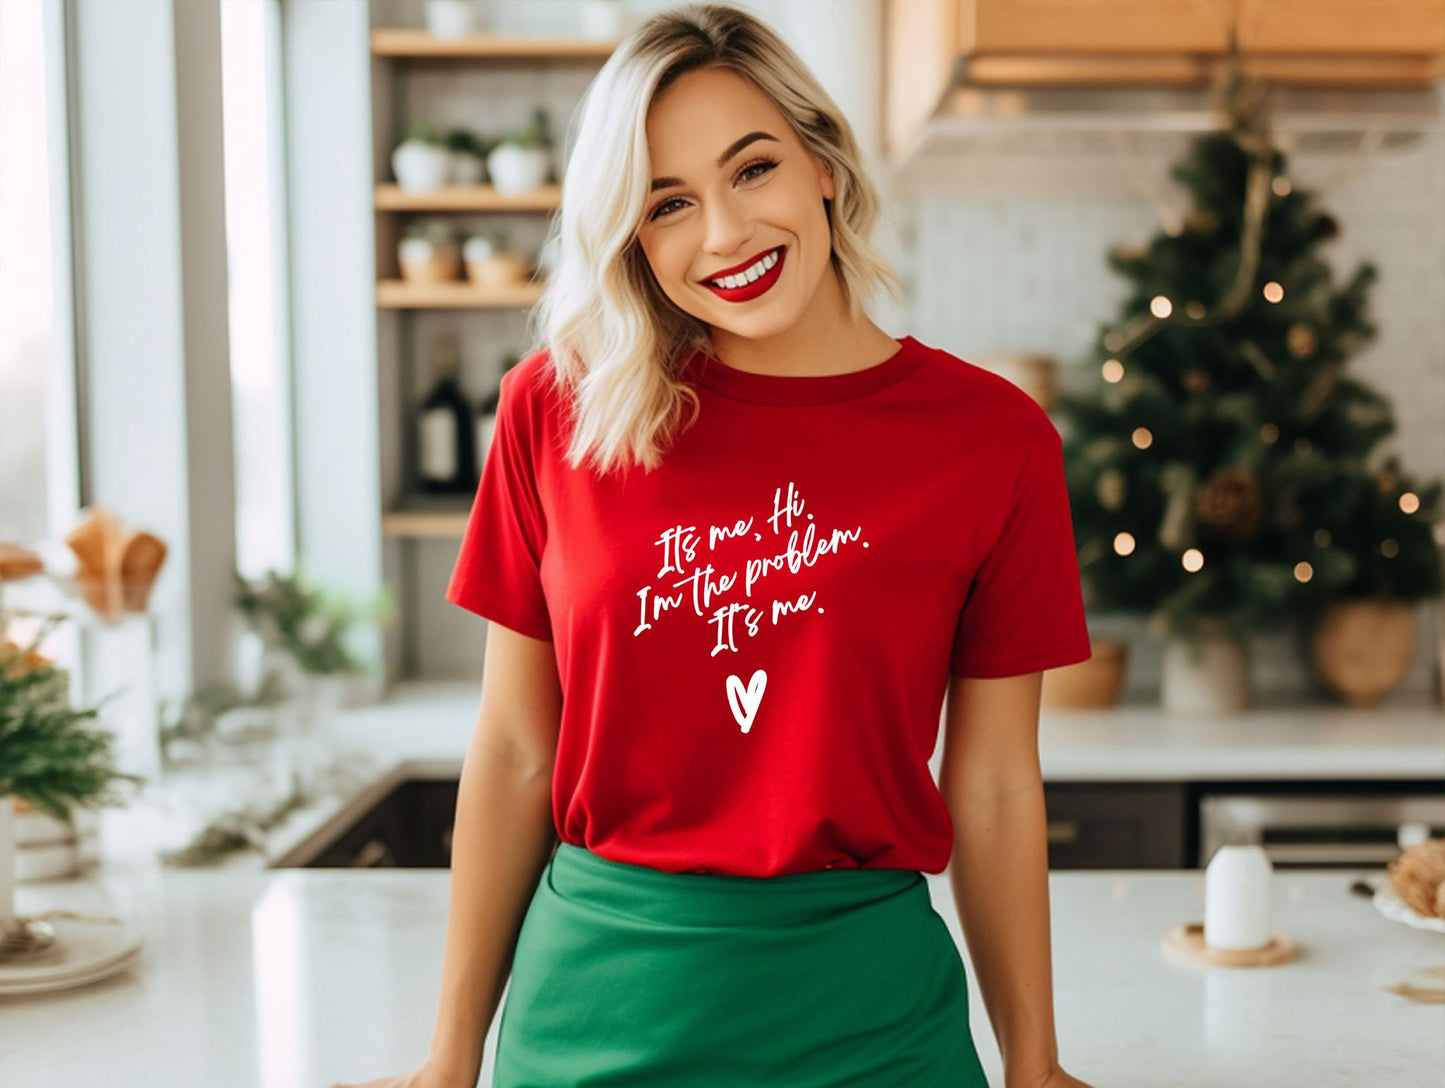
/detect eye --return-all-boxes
[646,157,779,222]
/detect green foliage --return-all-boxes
[232,568,391,677]
[0,611,145,821]
[1057,72,1443,639]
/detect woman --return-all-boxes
[337,5,1096,1087]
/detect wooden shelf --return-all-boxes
[382,508,470,539]
[375,182,562,212]
[376,278,545,309]
[371,29,618,60]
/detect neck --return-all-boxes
[707,263,897,377]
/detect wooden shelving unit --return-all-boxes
[382,508,471,539]
[375,181,562,212]
[371,29,618,61]
[371,27,615,570]
[376,278,547,310]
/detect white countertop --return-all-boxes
[2,861,1441,1087]
[333,681,1445,782]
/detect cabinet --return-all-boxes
[885,0,1445,159]
[279,771,1444,871]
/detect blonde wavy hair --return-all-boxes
[523,2,903,476]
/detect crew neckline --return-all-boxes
[684,335,929,406]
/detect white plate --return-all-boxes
[0,946,141,996]
[1374,882,1445,933]
[0,917,144,994]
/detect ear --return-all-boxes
[820,161,836,202]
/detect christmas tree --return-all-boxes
[1056,70,1443,644]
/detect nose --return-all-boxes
[701,192,754,262]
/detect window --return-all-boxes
[221,0,296,579]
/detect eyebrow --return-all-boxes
[649,131,779,193]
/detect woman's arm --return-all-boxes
[939,670,1088,1088]
[424,621,563,1084]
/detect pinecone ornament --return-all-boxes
[1196,468,1264,542]
[1287,323,1318,359]
[1181,368,1211,394]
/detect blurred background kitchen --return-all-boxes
[1,2,1443,1086]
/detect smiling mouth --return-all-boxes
[699,245,785,287]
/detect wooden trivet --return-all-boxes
[1161,922,1297,968]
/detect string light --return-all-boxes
[1260,423,1279,443]
[1114,532,1136,556]
[1150,296,1173,319]
[1271,176,1292,197]
[1263,282,1284,303]
[1102,358,1125,383]
[1185,301,1206,319]
[1399,492,1420,514]
[1132,426,1153,449]
[1381,538,1399,558]
[1314,528,1331,547]
[1182,548,1205,572]
[1294,436,1312,456]
[1294,561,1313,582]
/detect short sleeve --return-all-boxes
[445,365,553,640]
[950,423,1091,678]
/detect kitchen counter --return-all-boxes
[97,679,1442,874]
[326,681,1445,782]
[1,858,1441,1087]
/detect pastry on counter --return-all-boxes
[1388,837,1445,919]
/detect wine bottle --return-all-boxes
[475,353,521,467]
[417,335,477,494]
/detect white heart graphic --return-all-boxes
[726,670,767,733]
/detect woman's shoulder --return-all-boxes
[906,336,1060,445]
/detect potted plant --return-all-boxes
[463,229,530,288]
[486,108,553,196]
[398,218,460,284]
[445,129,490,187]
[1,611,143,952]
[391,124,452,194]
[232,568,390,719]
[1306,461,1443,706]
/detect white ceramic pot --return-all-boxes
[450,150,486,186]
[0,796,15,926]
[486,143,550,196]
[392,139,452,193]
[462,235,500,263]
[425,0,477,40]
[1161,619,1251,714]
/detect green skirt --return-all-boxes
[493,842,989,1087]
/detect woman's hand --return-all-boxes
[328,1057,477,1088]
[1007,1064,1097,1088]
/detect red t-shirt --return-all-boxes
[446,334,1091,877]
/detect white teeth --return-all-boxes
[711,248,778,289]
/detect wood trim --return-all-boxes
[962,0,1234,55]
[1232,53,1445,85]
[966,54,1210,85]
[370,29,616,59]
[1235,1,1445,55]
[374,183,562,212]
[884,0,962,159]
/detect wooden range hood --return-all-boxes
[885,1,1445,162]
